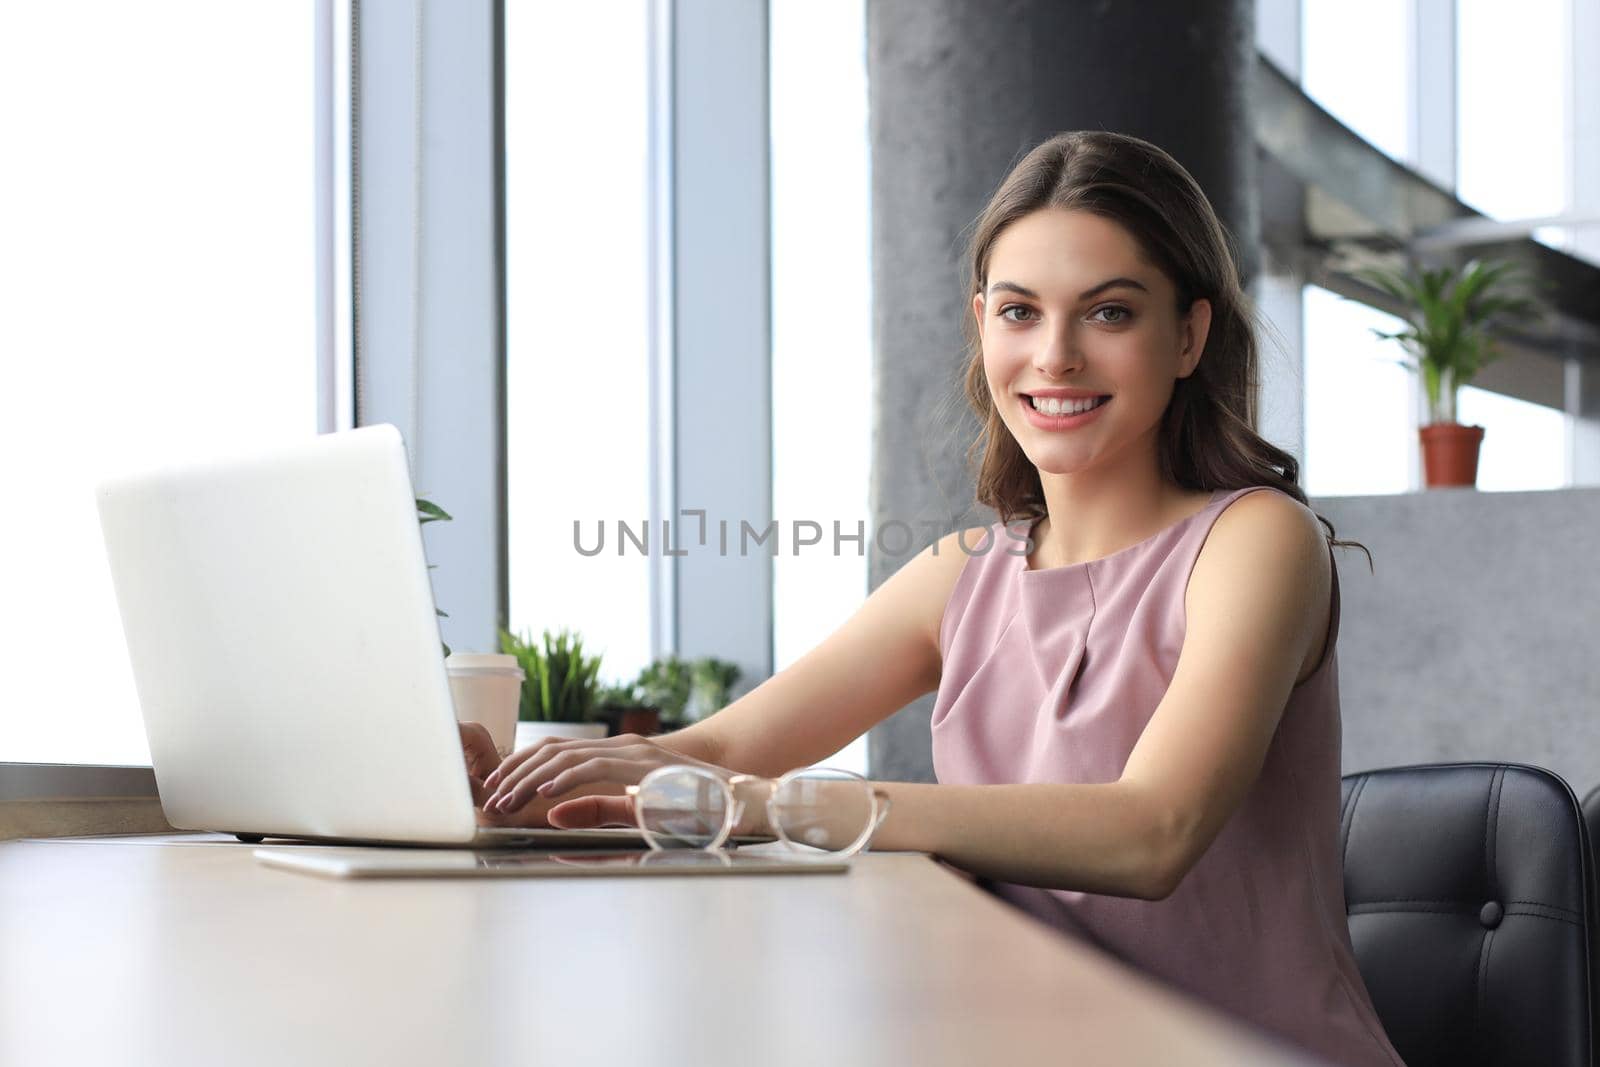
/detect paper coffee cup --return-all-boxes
[445,653,524,759]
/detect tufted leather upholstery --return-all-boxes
[1341,763,1600,1067]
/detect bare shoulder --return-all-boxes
[927,524,999,581]
[1194,488,1329,588]
[1209,488,1324,548]
[888,524,1000,651]
[1189,489,1332,682]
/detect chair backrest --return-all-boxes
[1341,763,1600,1067]
[1581,784,1600,886]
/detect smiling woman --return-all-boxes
[463,131,1402,1067]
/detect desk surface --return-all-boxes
[0,834,1318,1067]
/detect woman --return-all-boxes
[463,131,1404,1066]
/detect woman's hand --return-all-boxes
[461,721,613,828]
[458,722,501,808]
[481,732,731,820]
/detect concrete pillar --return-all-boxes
[866,0,1261,781]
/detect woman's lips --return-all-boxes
[1020,394,1110,430]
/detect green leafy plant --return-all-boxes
[689,657,742,720]
[631,655,741,727]
[498,627,604,724]
[596,680,644,709]
[417,498,452,656]
[1356,259,1544,425]
[634,655,693,725]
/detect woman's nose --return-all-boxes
[1035,325,1084,378]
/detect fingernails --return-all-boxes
[537,781,555,796]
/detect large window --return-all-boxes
[1298,0,1416,496]
[1457,0,1570,242]
[0,2,317,765]
[1298,0,1571,495]
[1457,387,1568,491]
[503,2,655,688]
[1300,0,1409,163]
[1454,0,1571,483]
[1302,286,1415,496]
[770,0,871,775]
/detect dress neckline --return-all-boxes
[1017,488,1228,576]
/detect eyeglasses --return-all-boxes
[623,764,892,859]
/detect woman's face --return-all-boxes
[973,208,1211,480]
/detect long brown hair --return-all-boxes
[960,130,1368,564]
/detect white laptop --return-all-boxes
[94,424,751,850]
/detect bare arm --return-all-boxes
[859,492,1333,900]
[483,529,980,821]
[522,494,1330,894]
[659,528,982,778]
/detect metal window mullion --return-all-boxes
[1403,0,1457,487]
[1253,4,1305,477]
[1566,0,1600,485]
[647,0,677,659]
[1409,0,1456,193]
[355,1,502,657]
[668,0,772,689]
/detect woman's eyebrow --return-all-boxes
[987,277,1150,300]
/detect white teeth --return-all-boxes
[1030,394,1107,416]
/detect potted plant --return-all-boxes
[631,655,742,731]
[635,655,693,731]
[688,657,742,722]
[593,679,662,738]
[497,627,607,746]
[1357,258,1544,488]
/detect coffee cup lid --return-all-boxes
[445,653,525,678]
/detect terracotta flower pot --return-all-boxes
[595,705,663,738]
[1419,422,1485,488]
[617,706,662,737]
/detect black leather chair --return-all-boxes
[1581,783,1600,885]
[1341,763,1600,1067]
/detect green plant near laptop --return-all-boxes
[634,655,692,727]
[498,627,604,724]
[689,657,741,721]
[635,655,741,729]
[596,680,641,709]
[417,497,452,656]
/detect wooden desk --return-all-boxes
[0,834,1320,1066]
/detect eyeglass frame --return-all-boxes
[623,763,892,858]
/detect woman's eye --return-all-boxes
[1092,305,1131,324]
[1000,305,1035,322]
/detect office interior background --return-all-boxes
[3,0,1596,789]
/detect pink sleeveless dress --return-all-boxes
[931,486,1404,1066]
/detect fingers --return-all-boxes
[482,733,642,792]
[483,737,653,811]
[457,722,501,780]
[474,793,555,829]
[488,754,651,814]
[547,794,636,829]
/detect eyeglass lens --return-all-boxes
[634,770,731,849]
[770,770,876,853]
